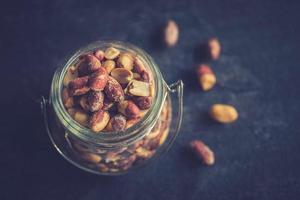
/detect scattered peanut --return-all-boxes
[209,104,238,123]
[197,64,216,91]
[208,38,221,60]
[165,20,179,47]
[190,140,215,166]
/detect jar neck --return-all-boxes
[50,41,166,148]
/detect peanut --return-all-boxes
[111,68,133,84]
[104,76,125,102]
[102,60,116,74]
[197,64,216,91]
[165,20,179,47]
[126,80,150,97]
[90,110,110,132]
[68,76,90,96]
[208,38,221,60]
[73,109,89,127]
[87,91,104,112]
[104,47,120,60]
[190,140,215,166]
[94,50,104,61]
[63,66,78,86]
[210,104,238,123]
[117,53,134,70]
[118,100,140,119]
[135,96,152,110]
[88,67,108,91]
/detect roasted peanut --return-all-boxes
[68,76,90,96]
[135,96,152,110]
[79,95,90,111]
[126,80,150,97]
[111,68,133,84]
[107,114,127,131]
[135,147,154,158]
[94,50,105,61]
[208,38,221,60]
[63,66,78,86]
[125,118,140,128]
[118,100,140,119]
[87,91,104,112]
[88,67,108,91]
[133,57,146,73]
[77,54,102,76]
[73,109,89,127]
[197,64,216,91]
[81,152,102,163]
[90,110,110,132]
[104,47,120,59]
[62,88,74,108]
[117,53,134,70]
[102,60,116,74]
[190,140,215,166]
[210,104,238,123]
[104,76,125,102]
[165,20,179,47]
[102,99,115,111]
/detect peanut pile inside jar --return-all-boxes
[62,47,155,133]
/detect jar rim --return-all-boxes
[50,40,167,148]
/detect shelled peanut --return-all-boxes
[62,47,155,133]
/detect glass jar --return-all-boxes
[41,41,183,175]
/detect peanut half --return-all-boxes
[209,104,238,123]
[104,47,120,60]
[117,53,134,70]
[126,80,150,97]
[111,68,133,84]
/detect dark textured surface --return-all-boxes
[1,0,300,199]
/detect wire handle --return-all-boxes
[163,80,184,152]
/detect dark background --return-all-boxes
[1,0,300,199]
